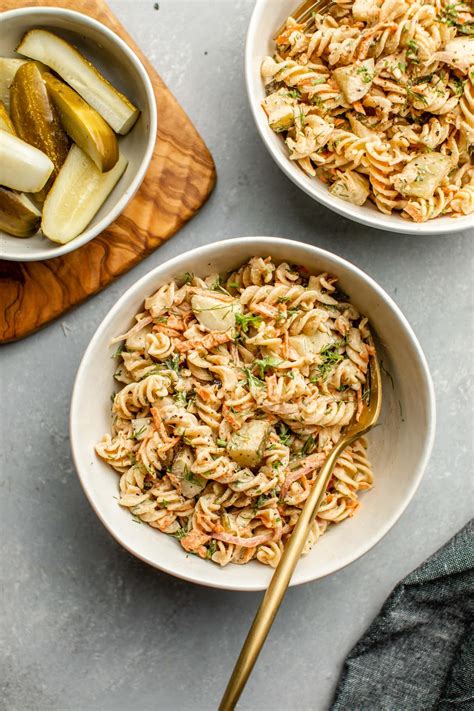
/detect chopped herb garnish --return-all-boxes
[173,527,188,540]
[164,355,180,373]
[216,439,227,447]
[301,434,315,455]
[235,312,262,333]
[317,341,345,380]
[243,367,266,389]
[277,422,292,446]
[174,391,188,406]
[255,493,272,510]
[211,276,232,296]
[111,342,127,358]
[438,3,473,34]
[406,40,419,64]
[130,425,148,440]
[286,89,301,99]
[184,468,204,487]
[206,539,217,559]
[412,73,433,86]
[356,66,374,83]
[453,76,465,97]
[254,355,281,378]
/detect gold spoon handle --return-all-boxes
[219,442,347,711]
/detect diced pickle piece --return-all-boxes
[0,58,26,111]
[191,294,241,332]
[268,105,295,132]
[0,100,15,134]
[330,170,370,206]
[10,61,69,199]
[430,38,474,73]
[17,30,140,134]
[171,446,206,498]
[131,417,150,441]
[289,332,335,358]
[227,420,270,468]
[393,153,451,199]
[41,144,128,244]
[0,186,41,237]
[333,58,375,104]
[0,129,54,192]
[42,71,119,172]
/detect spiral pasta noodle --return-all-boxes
[96,257,377,567]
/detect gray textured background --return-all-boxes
[1,1,473,710]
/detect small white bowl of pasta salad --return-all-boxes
[245,0,474,234]
[71,237,435,590]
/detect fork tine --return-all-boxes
[273,0,333,40]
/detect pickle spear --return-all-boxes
[10,61,69,199]
[0,129,54,192]
[42,71,118,172]
[0,187,41,237]
[42,144,128,243]
[17,30,140,135]
[0,57,26,111]
[0,100,15,134]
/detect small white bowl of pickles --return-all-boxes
[0,7,157,262]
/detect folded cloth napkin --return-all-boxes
[331,520,473,711]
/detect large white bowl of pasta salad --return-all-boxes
[245,0,474,234]
[71,237,435,590]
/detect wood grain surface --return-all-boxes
[0,0,216,343]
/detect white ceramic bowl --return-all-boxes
[71,237,436,591]
[245,0,473,235]
[0,7,157,261]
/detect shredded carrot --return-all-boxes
[175,331,232,353]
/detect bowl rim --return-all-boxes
[70,236,437,591]
[0,6,157,262]
[244,0,473,236]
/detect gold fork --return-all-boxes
[219,336,382,710]
[274,0,335,39]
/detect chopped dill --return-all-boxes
[235,312,262,333]
[301,434,315,455]
[243,367,266,389]
[254,355,281,378]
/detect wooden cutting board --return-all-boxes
[0,0,216,343]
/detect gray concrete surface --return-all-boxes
[1,1,473,709]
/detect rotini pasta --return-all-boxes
[261,1,474,222]
[97,258,377,568]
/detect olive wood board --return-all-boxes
[0,0,216,343]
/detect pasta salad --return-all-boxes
[97,257,376,567]
[261,0,474,222]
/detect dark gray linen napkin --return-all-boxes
[331,520,474,711]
